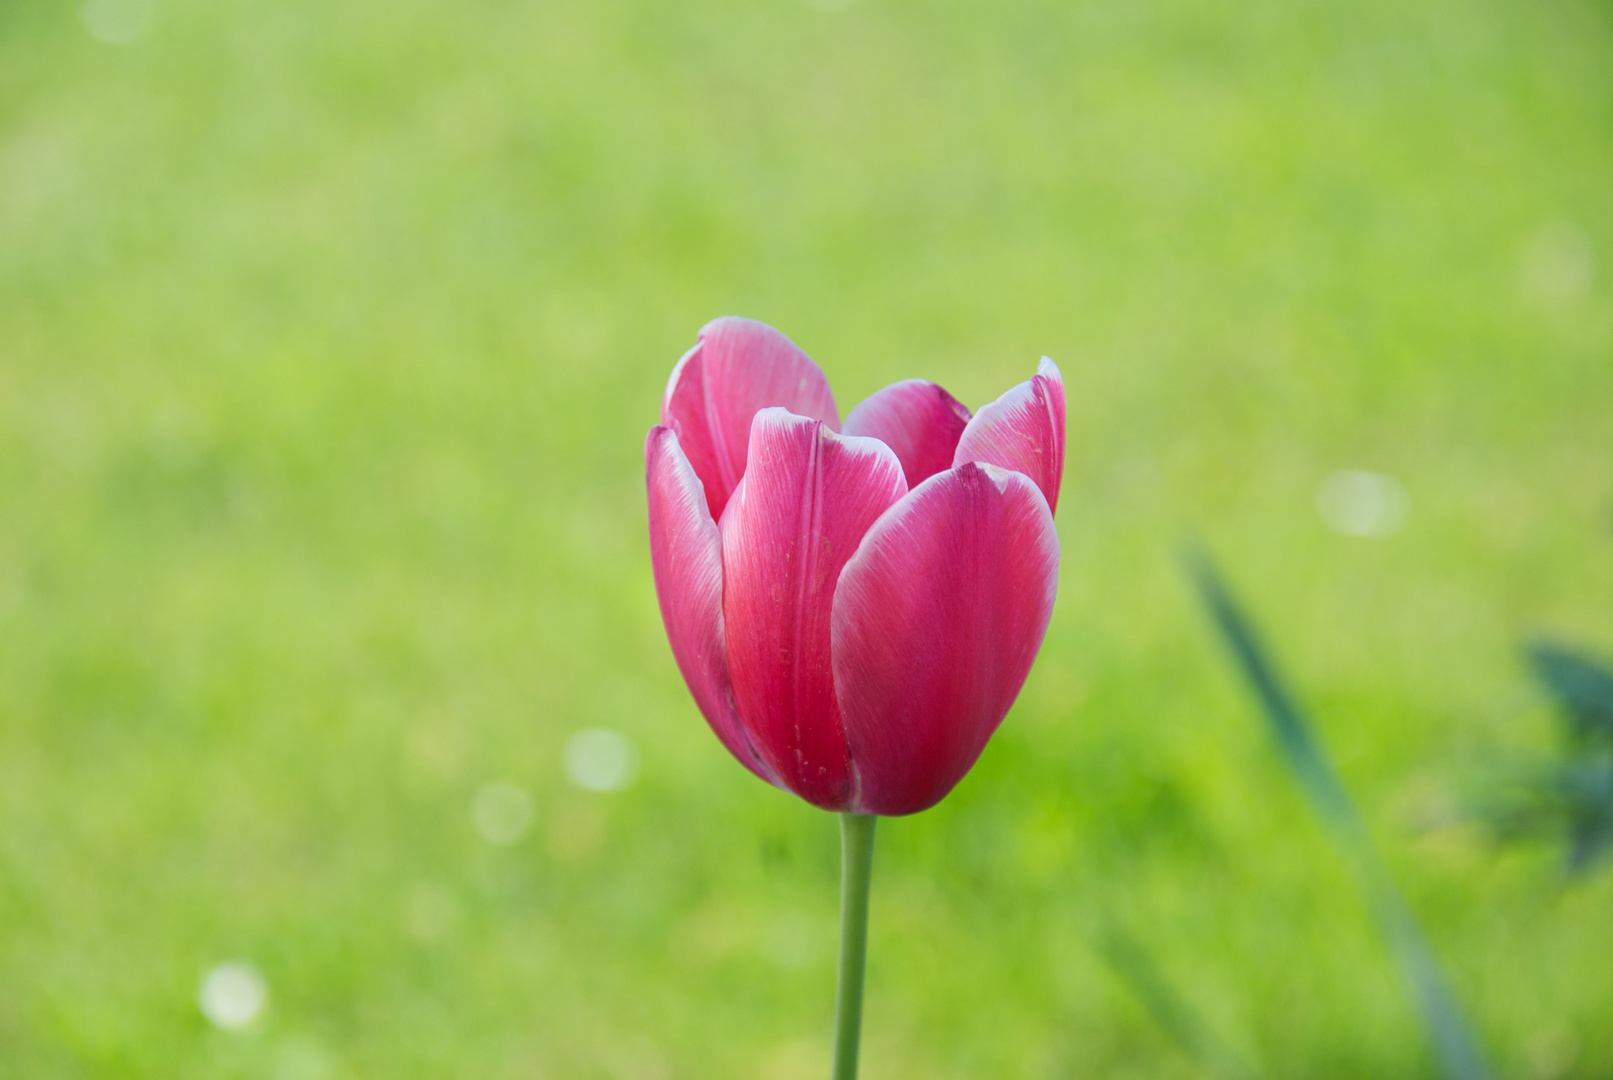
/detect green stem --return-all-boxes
[832,813,877,1080]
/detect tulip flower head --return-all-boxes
[646,317,1063,816]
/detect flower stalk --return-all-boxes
[833,813,877,1080]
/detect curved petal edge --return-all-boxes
[660,317,840,521]
[645,426,774,784]
[952,356,1065,514]
[831,463,1059,815]
[843,379,973,490]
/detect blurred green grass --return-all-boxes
[2,0,1612,1075]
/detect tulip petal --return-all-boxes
[842,379,973,490]
[645,426,773,784]
[720,408,908,810]
[661,317,841,521]
[952,357,1066,514]
[832,463,1059,815]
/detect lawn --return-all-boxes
[1,0,1611,1076]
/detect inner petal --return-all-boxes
[843,379,972,490]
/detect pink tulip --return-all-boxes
[646,316,1063,816]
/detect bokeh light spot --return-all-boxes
[198,961,269,1032]
[1317,469,1409,538]
[1522,221,1596,305]
[563,728,639,792]
[80,0,153,44]
[470,781,532,845]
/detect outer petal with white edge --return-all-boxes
[720,409,907,810]
[661,317,841,521]
[645,426,773,783]
[952,357,1066,514]
[842,379,973,490]
[832,463,1059,815]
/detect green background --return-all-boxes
[2,0,1611,1075]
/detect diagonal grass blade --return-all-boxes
[1185,549,1492,1080]
[1092,916,1264,1080]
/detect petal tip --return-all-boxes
[697,314,751,340]
[951,359,1066,514]
[662,343,704,425]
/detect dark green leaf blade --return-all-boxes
[1527,640,1613,743]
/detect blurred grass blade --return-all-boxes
[1188,552,1356,830]
[1186,549,1492,1080]
[1093,918,1262,1080]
